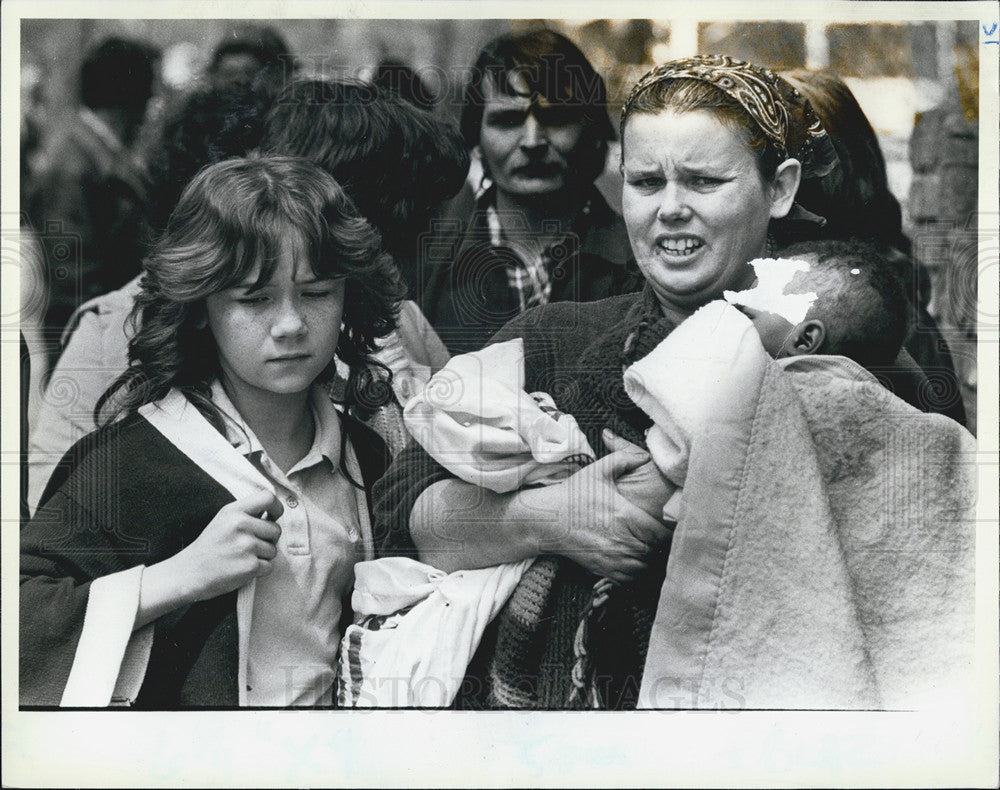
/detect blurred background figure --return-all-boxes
[129,25,293,213]
[207,23,292,94]
[420,29,635,354]
[905,35,980,434]
[780,70,913,252]
[779,69,966,426]
[20,234,48,525]
[262,79,469,300]
[18,56,51,451]
[25,36,160,360]
[20,58,46,208]
[144,82,276,233]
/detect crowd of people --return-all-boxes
[20,25,975,710]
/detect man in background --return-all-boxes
[420,29,635,354]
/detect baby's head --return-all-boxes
[729,238,909,368]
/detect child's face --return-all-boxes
[735,304,797,359]
[205,241,345,404]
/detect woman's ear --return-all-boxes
[768,158,803,219]
[780,318,826,357]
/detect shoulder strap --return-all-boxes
[341,412,392,518]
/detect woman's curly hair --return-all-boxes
[97,155,405,438]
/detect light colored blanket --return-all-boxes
[402,337,595,492]
[339,339,591,708]
[638,339,977,709]
[337,557,531,707]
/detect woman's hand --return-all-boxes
[603,430,675,522]
[409,431,671,582]
[525,430,671,583]
[135,489,284,629]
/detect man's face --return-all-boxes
[212,53,264,88]
[477,72,590,203]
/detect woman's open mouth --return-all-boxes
[656,236,705,258]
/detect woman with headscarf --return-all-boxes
[374,55,836,708]
[374,54,975,710]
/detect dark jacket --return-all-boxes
[418,185,636,355]
[21,404,389,708]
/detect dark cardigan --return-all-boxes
[21,407,390,708]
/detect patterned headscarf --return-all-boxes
[621,54,839,180]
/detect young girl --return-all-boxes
[20,155,404,708]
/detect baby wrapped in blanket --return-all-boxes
[338,241,923,707]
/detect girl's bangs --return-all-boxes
[217,211,323,291]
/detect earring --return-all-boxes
[766,232,777,258]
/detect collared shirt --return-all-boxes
[479,182,593,314]
[211,382,364,707]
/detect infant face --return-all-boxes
[734,304,796,358]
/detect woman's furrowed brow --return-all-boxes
[622,164,661,177]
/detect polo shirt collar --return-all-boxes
[210,381,343,472]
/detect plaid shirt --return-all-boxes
[481,188,593,314]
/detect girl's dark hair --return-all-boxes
[97,155,405,435]
[261,79,469,262]
[460,30,615,188]
[621,77,783,181]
